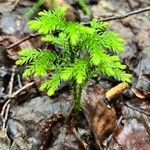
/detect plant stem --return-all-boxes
[73,83,83,112]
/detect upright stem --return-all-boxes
[68,38,83,111]
[72,81,77,103]
[73,83,83,112]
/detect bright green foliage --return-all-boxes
[16,7,131,111]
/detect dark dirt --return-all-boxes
[0,0,150,150]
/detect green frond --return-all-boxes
[16,49,57,77]
[91,19,109,32]
[28,7,66,34]
[16,49,57,65]
[23,60,56,77]
[99,61,131,82]
[16,7,131,111]
[90,47,102,65]
[98,31,124,53]
[65,22,94,45]
[42,32,69,51]
[40,74,61,96]
[85,37,106,65]
[75,59,87,84]
[60,67,74,81]
[23,65,35,77]
[16,49,42,65]
[60,59,88,84]
[25,0,44,19]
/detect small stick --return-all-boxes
[10,82,34,98]
[1,66,16,130]
[7,33,39,50]
[3,82,34,100]
[8,66,16,97]
[1,82,34,130]
[17,74,23,88]
[106,82,128,100]
[84,6,150,25]
[101,6,150,22]
[0,100,11,117]
[2,103,10,130]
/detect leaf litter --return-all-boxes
[0,0,150,150]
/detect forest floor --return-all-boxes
[0,0,150,150]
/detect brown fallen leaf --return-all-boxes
[82,82,128,148]
[0,35,33,61]
[82,84,116,148]
[109,98,150,149]
[131,87,145,99]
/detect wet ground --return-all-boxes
[0,0,150,150]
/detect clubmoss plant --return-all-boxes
[16,7,131,111]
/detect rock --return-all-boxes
[48,127,85,150]
[0,13,30,35]
[8,96,72,148]
[109,21,134,43]
[0,0,20,13]
[134,49,150,92]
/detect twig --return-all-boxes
[101,6,150,22]
[3,82,34,100]
[8,66,16,97]
[124,103,150,117]
[0,67,33,130]
[1,80,34,130]
[17,74,23,88]
[106,82,128,100]
[84,6,150,25]
[0,100,11,117]
[2,103,10,130]
[1,66,16,130]
[6,7,149,51]
[10,82,34,98]
[0,66,16,117]
[6,33,40,50]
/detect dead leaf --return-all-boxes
[108,98,150,149]
[131,87,145,99]
[82,84,116,148]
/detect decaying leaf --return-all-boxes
[82,84,116,148]
[108,98,150,149]
[131,87,145,99]
[82,82,129,148]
